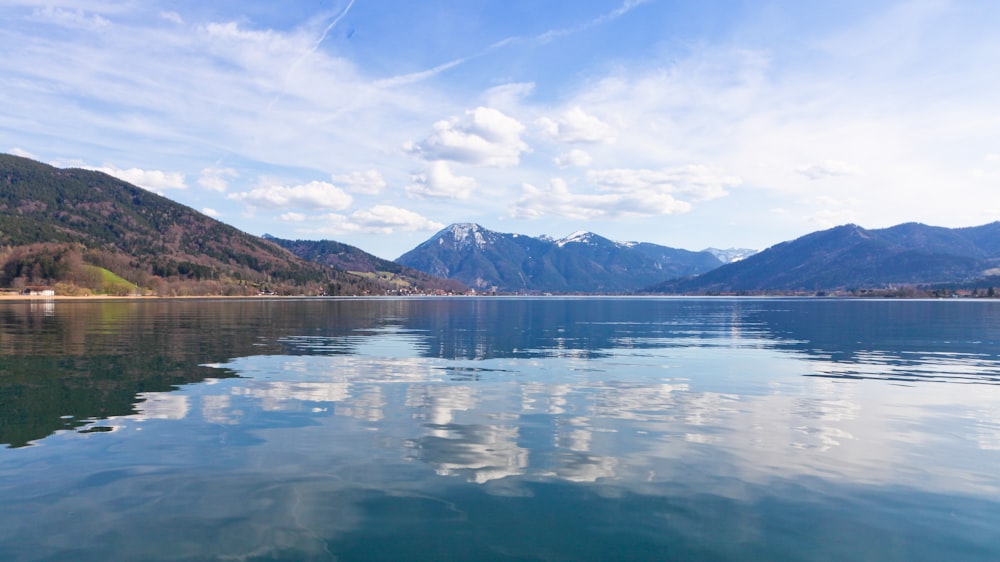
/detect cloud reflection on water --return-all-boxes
[71,298,1000,501]
[6,299,1000,561]
[98,323,1000,497]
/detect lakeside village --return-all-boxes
[3,282,999,299]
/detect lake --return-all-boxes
[1,297,999,561]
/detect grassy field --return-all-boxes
[82,265,139,295]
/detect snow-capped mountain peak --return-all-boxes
[398,222,727,293]
[436,223,489,250]
[703,247,758,264]
[556,231,597,247]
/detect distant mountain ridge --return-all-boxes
[704,247,758,264]
[649,222,1000,294]
[396,223,723,293]
[264,235,467,294]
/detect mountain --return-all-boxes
[265,236,467,294]
[0,154,381,295]
[649,222,1000,294]
[396,223,722,293]
[703,247,758,264]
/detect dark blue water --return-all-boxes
[1,297,999,560]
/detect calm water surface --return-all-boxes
[1,297,999,561]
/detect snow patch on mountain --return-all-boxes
[438,223,490,251]
[556,230,595,247]
[703,247,758,263]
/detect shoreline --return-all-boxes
[0,293,271,301]
[1,292,997,302]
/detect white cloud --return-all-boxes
[407,107,528,167]
[202,21,277,44]
[331,169,386,195]
[8,147,37,159]
[587,165,740,202]
[538,106,617,143]
[482,82,535,109]
[319,205,444,235]
[788,195,863,229]
[229,180,352,210]
[795,160,865,180]
[406,161,477,199]
[804,208,860,228]
[201,207,220,217]
[3,1,998,256]
[159,11,184,25]
[353,205,444,233]
[198,167,238,192]
[512,178,692,220]
[88,165,188,192]
[554,149,592,168]
[31,7,110,31]
[973,153,1000,180]
[280,212,306,222]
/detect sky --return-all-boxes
[2,0,999,259]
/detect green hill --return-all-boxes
[0,154,382,295]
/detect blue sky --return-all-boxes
[2,1,998,259]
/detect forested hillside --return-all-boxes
[0,154,379,295]
[266,236,467,294]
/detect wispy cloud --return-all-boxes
[2,0,997,256]
[554,149,592,168]
[513,178,692,221]
[198,167,238,192]
[30,6,110,31]
[159,11,183,25]
[538,107,617,144]
[375,0,650,88]
[536,0,650,44]
[229,181,352,210]
[795,160,865,180]
[8,147,38,159]
[332,170,386,195]
[588,165,740,202]
[266,0,356,111]
[85,165,187,193]
[315,205,444,235]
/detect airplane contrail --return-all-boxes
[311,0,356,54]
[377,0,647,88]
[266,0,357,111]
